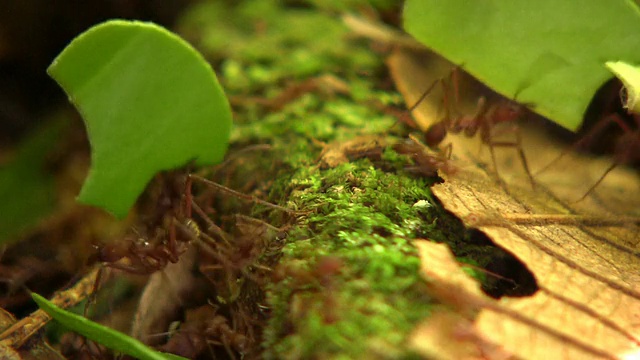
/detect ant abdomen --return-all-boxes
[424,121,447,148]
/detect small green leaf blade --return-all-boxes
[403,0,640,131]
[32,293,188,360]
[48,20,232,218]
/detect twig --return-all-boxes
[0,265,102,348]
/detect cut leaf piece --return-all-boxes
[48,20,232,218]
[403,0,640,131]
[31,293,187,360]
[606,61,640,113]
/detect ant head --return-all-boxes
[424,122,447,148]
[492,101,523,123]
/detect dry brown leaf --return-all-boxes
[318,135,391,168]
[0,267,92,360]
[0,266,101,349]
[411,241,517,360]
[131,246,197,345]
[389,48,640,359]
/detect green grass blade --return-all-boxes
[32,293,188,360]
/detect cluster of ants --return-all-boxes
[83,169,294,359]
[392,68,639,201]
[73,67,639,358]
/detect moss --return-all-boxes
[261,152,450,358]
[175,1,500,358]
[178,0,381,92]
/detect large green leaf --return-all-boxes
[403,0,640,131]
[32,293,187,360]
[48,20,232,218]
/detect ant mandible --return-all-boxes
[409,68,535,187]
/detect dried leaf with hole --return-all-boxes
[389,48,640,359]
[411,241,515,360]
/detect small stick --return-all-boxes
[0,266,102,348]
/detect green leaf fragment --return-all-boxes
[605,61,640,114]
[48,20,232,218]
[32,293,188,360]
[403,0,640,131]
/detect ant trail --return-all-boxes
[189,174,294,214]
[0,266,102,348]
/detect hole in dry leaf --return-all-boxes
[468,230,538,299]
[578,78,627,156]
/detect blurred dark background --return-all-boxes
[0,0,196,149]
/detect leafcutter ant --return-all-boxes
[91,173,197,275]
[408,68,535,187]
[392,133,456,177]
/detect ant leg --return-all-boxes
[407,77,442,113]
[388,76,442,132]
[107,260,158,275]
[443,142,453,159]
[84,266,110,318]
[424,69,467,148]
[184,175,193,219]
[535,113,628,175]
[514,128,536,188]
[575,162,618,202]
[487,129,535,188]
[189,174,294,214]
[167,218,180,263]
[487,138,507,187]
[190,200,232,245]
